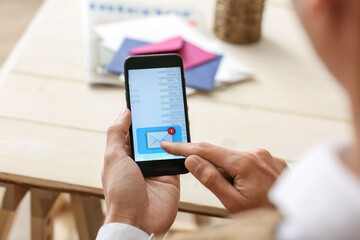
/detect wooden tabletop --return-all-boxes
[0,0,352,217]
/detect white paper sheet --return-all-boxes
[95,15,254,90]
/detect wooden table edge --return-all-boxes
[0,172,103,197]
[0,172,229,217]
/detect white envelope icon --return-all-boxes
[146,131,173,149]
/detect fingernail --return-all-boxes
[162,141,174,146]
[187,157,201,173]
[120,108,127,116]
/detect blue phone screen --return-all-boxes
[128,67,188,161]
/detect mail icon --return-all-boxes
[146,131,173,149]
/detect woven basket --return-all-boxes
[214,0,265,44]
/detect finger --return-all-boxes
[104,109,132,167]
[162,142,235,169]
[276,157,288,169]
[217,167,233,183]
[126,133,130,145]
[185,155,246,212]
[106,108,131,151]
[125,133,131,155]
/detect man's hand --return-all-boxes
[162,142,287,213]
[102,108,180,236]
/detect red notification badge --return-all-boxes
[168,127,176,135]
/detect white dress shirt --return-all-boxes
[96,223,154,240]
[269,143,360,240]
[97,143,360,240]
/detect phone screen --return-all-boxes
[128,66,188,162]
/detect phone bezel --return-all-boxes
[124,54,191,177]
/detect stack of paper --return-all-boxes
[94,15,254,91]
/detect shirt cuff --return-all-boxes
[96,223,155,240]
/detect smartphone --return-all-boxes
[124,54,191,177]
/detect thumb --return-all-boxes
[106,108,131,151]
[186,155,246,213]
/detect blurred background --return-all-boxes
[0,1,246,239]
[0,0,351,239]
[0,0,42,67]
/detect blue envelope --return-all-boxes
[107,38,222,90]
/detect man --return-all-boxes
[97,0,360,239]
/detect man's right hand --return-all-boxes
[162,142,287,213]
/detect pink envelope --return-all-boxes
[129,36,218,70]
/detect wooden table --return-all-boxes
[0,0,352,239]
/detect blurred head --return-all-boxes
[293,0,360,173]
[293,0,360,99]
